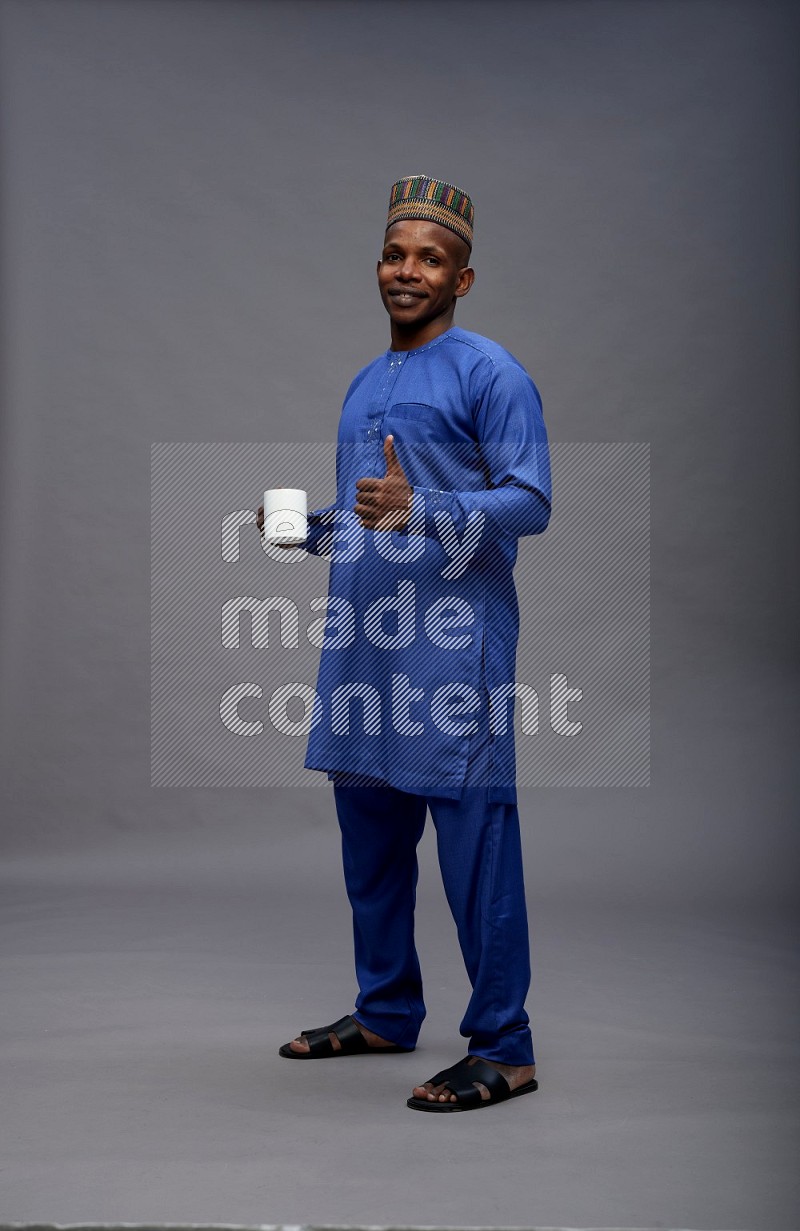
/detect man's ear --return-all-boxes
[455,267,475,299]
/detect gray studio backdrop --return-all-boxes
[0,0,797,904]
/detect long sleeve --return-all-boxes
[410,360,551,541]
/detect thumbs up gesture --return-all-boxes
[354,435,412,531]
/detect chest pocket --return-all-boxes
[386,402,446,444]
[388,402,435,420]
[386,402,481,488]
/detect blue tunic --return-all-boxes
[301,325,551,804]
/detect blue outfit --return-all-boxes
[299,325,551,1063]
[303,325,551,802]
[333,719,535,1063]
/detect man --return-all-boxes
[259,175,551,1111]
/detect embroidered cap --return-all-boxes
[387,174,474,249]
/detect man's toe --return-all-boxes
[411,1080,457,1103]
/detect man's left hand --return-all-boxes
[355,435,412,531]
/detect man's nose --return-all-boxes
[396,257,420,281]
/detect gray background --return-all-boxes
[0,0,797,1227]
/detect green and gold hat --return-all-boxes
[387,174,474,249]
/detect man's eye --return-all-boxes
[425,257,440,266]
[384,253,401,261]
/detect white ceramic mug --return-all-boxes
[262,487,308,545]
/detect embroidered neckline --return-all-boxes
[386,326,457,359]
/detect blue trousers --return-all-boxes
[332,779,535,1066]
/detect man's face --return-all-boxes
[377,219,474,336]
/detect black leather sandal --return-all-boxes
[406,1054,538,1111]
[279,1014,414,1059]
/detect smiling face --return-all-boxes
[377,219,474,350]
